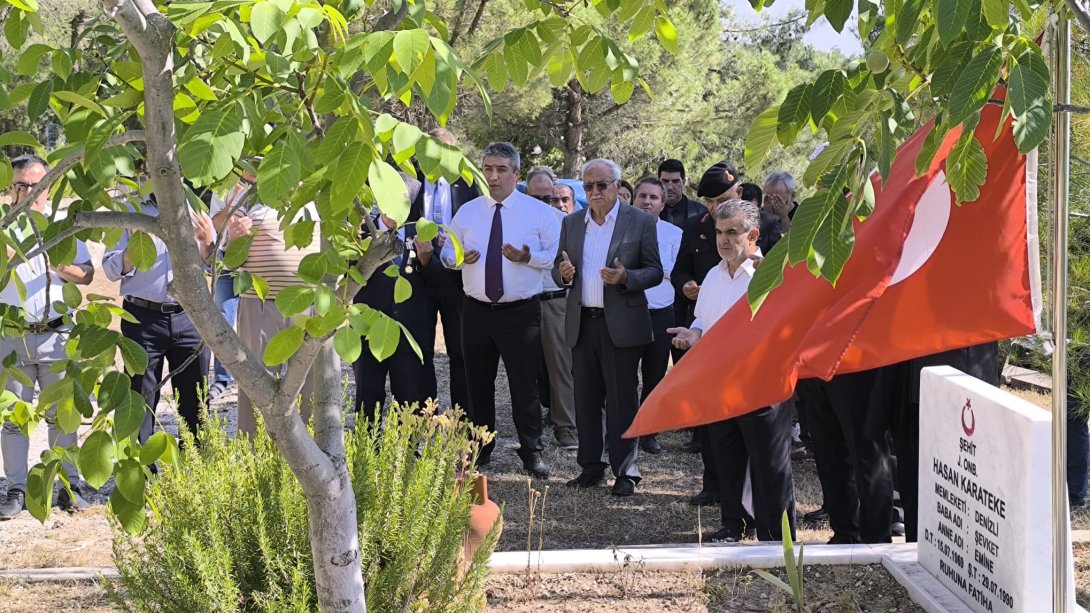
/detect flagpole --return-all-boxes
[1050,10,1072,613]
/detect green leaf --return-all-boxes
[809,70,845,126]
[629,6,655,40]
[26,80,52,119]
[777,83,812,147]
[1013,98,1050,153]
[366,314,400,361]
[275,286,315,318]
[249,1,285,44]
[257,143,301,206]
[947,46,1002,125]
[333,326,362,363]
[118,337,149,377]
[611,76,635,104]
[263,325,304,366]
[79,430,116,490]
[394,276,412,304]
[946,133,988,203]
[5,10,28,49]
[139,431,170,465]
[810,190,855,282]
[115,458,146,503]
[369,158,411,226]
[61,280,81,308]
[746,241,789,313]
[391,123,422,164]
[744,105,781,174]
[1008,48,1049,117]
[0,131,41,147]
[52,90,106,117]
[109,487,147,535]
[17,43,51,76]
[653,15,679,54]
[393,29,430,76]
[929,41,974,98]
[98,371,131,411]
[25,460,58,522]
[981,0,1010,28]
[937,0,971,45]
[126,231,157,272]
[114,389,147,441]
[877,113,895,183]
[223,232,254,269]
[896,0,925,44]
[55,399,81,434]
[330,142,372,217]
[823,0,853,32]
[177,106,245,185]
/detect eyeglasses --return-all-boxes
[11,181,38,193]
[582,180,615,193]
[532,194,557,204]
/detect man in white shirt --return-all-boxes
[668,198,795,543]
[630,178,681,455]
[441,142,559,479]
[0,155,95,519]
[525,167,577,450]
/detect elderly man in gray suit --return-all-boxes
[554,159,663,496]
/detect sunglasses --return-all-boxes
[532,194,557,204]
[582,180,615,193]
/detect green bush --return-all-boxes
[109,403,498,612]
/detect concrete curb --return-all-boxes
[0,566,118,583]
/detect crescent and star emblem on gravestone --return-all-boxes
[961,398,975,437]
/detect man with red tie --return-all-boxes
[441,142,559,479]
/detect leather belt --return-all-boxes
[126,297,184,314]
[581,307,605,318]
[25,316,65,334]
[649,306,673,315]
[540,289,568,301]
[467,295,539,310]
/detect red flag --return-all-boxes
[626,103,1038,437]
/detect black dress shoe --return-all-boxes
[640,436,663,454]
[611,477,636,497]
[828,533,861,545]
[709,527,744,543]
[522,454,550,479]
[891,521,906,537]
[803,507,829,524]
[689,490,720,506]
[566,470,606,488]
[0,488,25,520]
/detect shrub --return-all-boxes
[110,402,498,612]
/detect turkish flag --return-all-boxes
[626,102,1039,437]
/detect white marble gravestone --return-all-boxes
[918,365,1075,613]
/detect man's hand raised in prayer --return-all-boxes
[600,257,627,286]
[501,243,531,263]
[667,327,702,350]
[558,251,576,283]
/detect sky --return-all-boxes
[723,0,864,57]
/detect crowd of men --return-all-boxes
[0,139,1008,549]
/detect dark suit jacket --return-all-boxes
[659,196,704,230]
[671,212,719,295]
[758,210,783,255]
[552,205,663,349]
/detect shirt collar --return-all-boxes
[584,201,620,225]
[719,248,762,279]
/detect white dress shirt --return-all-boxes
[542,207,566,293]
[424,178,452,226]
[441,190,560,302]
[645,218,682,309]
[578,201,619,309]
[0,214,92,322]
[691,248,762,333]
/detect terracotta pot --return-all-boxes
[461,472,502,573]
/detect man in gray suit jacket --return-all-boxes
[553,159,663,496]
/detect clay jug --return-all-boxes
[461,472,502,574]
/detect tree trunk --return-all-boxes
[104,2,367,610]
[562,79,585,177]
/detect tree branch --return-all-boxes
[373,0,409,31]
[1074,154,1090,168]
[12,211,160,274]
[1056,103,1090,114]
[452,0,490,45]
[0,130,146,230]
[1067,0,1090,36]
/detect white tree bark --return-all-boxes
[96,2,396,610]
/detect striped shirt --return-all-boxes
[234,202,320,297]
[578,201,619,309]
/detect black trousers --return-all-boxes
[121,302,210,444]
[572,311,642,481]
[706,404,796,541]
[639,307,674,404]
[795,371,894,543]
[428,269,470,413]
[462,297,544,460]
[674,331,719,493]
[352,315,436,422]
